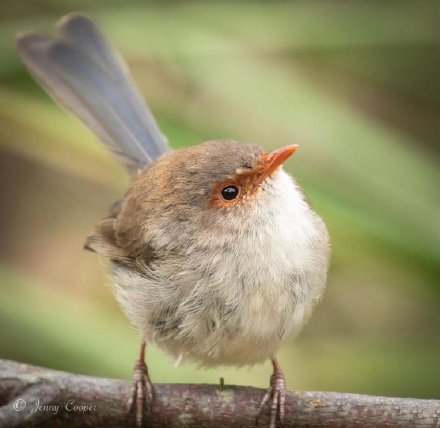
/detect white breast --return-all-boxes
[212,169,328,365]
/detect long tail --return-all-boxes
[16,14,168,175]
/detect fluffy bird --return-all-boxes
[17,14,330,427]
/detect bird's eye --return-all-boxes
[221,185,239,201]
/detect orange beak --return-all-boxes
[260,144,298,177]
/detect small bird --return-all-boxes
[17,14,330,428]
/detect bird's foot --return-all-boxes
[127,359,154,427]
[257,370,286,428]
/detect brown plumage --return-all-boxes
[86,140,266,262]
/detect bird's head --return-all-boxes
[129,140,302,248]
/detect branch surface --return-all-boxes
[0,359,438,427]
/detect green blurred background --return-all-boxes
[0,1,439,399]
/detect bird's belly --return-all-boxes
[213,286,297,366]
[159,268,305,367]
[112,233,325,367]
[163,284,297,367]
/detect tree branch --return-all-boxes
[0,359,439,428]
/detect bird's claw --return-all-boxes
[257,370,286,428]
[127,359,154,427]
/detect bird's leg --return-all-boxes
[257,357,286,428]
[127,339,155,427]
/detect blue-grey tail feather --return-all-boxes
[16,14,168,175]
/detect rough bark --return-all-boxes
[0,359,438,428]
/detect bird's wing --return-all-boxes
[16,14,168,175]
[84,213,156,272]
